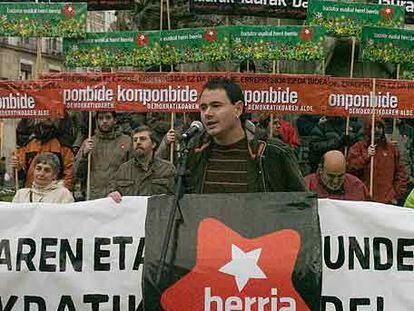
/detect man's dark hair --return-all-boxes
[132,125,157,146]
[202,77,245,105]
[201,77,246,123]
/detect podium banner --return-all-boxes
[143,193,321,311]
[0,197,147,310]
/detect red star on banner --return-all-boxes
[161,218,310,311]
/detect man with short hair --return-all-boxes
[185,77,306,193]
[305,150,369,200]
[108,126,175,203]
[74,111,132,200]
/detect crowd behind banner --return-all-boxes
[1,72,414,208]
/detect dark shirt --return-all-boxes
[202,138,249,193]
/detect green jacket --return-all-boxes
[109,156,175,196]
[185,122,306,194]
[74,126,132,200]
[404,188,414,208]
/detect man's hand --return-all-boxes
[368,144,376,157]
[165,129,176,146]
[82,138,94,156]
[10,154,20,170]
[108,191,122,204]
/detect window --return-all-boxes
[20,63,32,80]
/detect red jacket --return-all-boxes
[346,119,408,203]
[278,120,299,149]
[304,172,370,201]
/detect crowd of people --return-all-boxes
[5,77,414,207]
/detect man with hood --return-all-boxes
[185,77,306,194]
[347,118,408,204]
[74,111,132,200]
[11,118,74,190]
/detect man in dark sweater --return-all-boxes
[186,77,306,193]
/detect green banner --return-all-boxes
[307,0,404,37]
[160,26,231,64]
[361,26,414,64]
[230,25,326,61]
[64,31,160,68]
[0,3,87,38]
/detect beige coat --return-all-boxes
[12,181,74,203]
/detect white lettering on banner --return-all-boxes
[319,199,414,310]
[63,86,114,103]
[0,93,35,109]
[204,287,296,311]
[0,197,147,310]
[328,92,398,110]
[378,0,414,13]
[117,85,198,105]
[244,87,299,105]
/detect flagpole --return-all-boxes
[369,78,376,198]
[392,64,400,142]
[345,37,356,157]
[86,111,92,200]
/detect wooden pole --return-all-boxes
[392,64,401,142]
[369,78,376,198]
[269,60,277,138]
[86,112,92,200]
[170,113,175,163]
[35,38,42,79]
[345,37,357,157]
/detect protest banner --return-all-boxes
[36,71,414,117]
[0,197,147,310]
[369,0,414,23]
[319,199,414,310]
[0,2,87,38]
[160,27,231,65]
[0,80,64,118]
[307,1,404,38]
[230,25,326,62]
[2,196,414,309]
[143,193,321,310]
[189,0,308,20]
[64,31,160,69]
[361,26,414,64]
[7,0,136,11]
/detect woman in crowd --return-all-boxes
[12,152,74,203]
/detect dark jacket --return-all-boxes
[185,121,306,193]
[109,156,175,196]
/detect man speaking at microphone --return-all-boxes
[185,77,306,194]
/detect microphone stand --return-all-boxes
[155,137,191,287]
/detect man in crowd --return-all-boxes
[108,126,175,203]
[185,77,306,193]
[74,111,132,200]
[11,118,74,190]
[305,150,369,200]
[347,118,408,204]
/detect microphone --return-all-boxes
[181,121,204,141]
